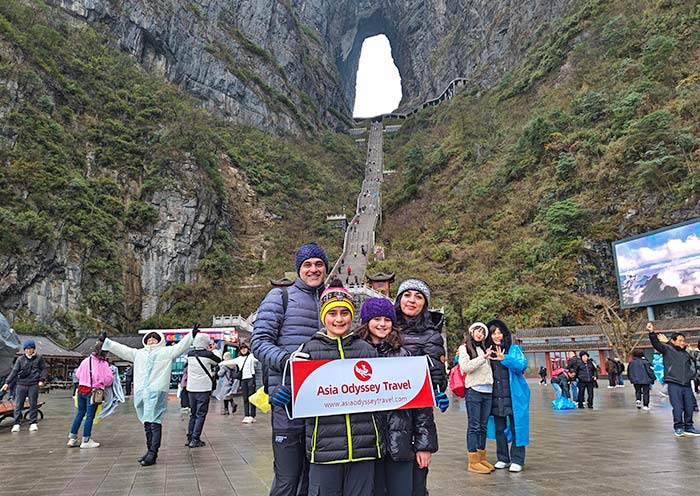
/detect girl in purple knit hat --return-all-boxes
[357,297,438,496]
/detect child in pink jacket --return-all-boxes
[67,347,114,448]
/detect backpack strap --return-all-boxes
[195,355,216,389]
[281,287,288,314]
[240,354,250,373]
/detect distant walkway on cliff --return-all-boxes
[351,77,469,126]
[328,122,384,287]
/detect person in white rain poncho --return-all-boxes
[99,326,197,466]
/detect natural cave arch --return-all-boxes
[335,9,415,116]
[353,34,402,117]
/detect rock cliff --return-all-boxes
[304,0,575,113]
[47,0,574,128]
[1,0,578,336]
[47,0,351,134]
[0,163,229,328]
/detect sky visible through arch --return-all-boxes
[353,35,402,118]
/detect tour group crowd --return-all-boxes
[2,242,699,495]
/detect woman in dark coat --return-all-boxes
[394,278,447,495]
[358,297,438,496]
[627,349,656,410]
[485,319,530,473]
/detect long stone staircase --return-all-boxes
[238,123,388,329]
[327,121,384,287]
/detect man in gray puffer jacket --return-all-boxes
[251,242,328,496]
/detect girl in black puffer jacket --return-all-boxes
[358,297,438,496]
[300,281,380,496]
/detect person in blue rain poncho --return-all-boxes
[99,326,196,466]
[485,319,530,473]
[653,350,666,390]
[98,362,125,419]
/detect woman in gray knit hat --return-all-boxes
[394,278,448,495]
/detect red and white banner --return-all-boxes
[291,356,436,418]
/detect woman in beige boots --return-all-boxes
[458,322,495,474]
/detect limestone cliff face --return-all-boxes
[124,167,223,321]
[303,0,575,112]
[2,0,577,333]
[47,0,351,134]
[47,0,574,127]
[0,29,234,330]
[0,168,227,327]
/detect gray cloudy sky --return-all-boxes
[353,35,402,118]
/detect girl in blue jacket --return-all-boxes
[485,319,530,473]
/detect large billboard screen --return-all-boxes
[613,218,700,308]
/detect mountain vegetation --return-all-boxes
[372,0,700,349]
[2,0,699,351]
[0,0,361,340]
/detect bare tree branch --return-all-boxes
[582,295,646,359]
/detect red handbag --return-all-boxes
[449,365,466,398]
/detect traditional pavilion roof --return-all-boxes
[366,272,395,282]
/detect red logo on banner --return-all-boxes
[354,361,373,381]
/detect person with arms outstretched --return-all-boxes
[99,326,197,465]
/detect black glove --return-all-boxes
[270,385,292,407]
[98,332,107,342]
[192,323,200,337]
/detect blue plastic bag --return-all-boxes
[552,397,577,410]
[653,353,664,385]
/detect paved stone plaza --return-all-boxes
[2,380,699,495]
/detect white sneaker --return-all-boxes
[11,424,20,433]
[67,438,79,447]
[29,423,38,432]
[242,416,252,424]
[642,406,650,411]
[636,400,642,409]
[608,386,614,389]
[494,461,509,469]
[509,463,523,472]
[249,417,257,423]
[80,439,100,449]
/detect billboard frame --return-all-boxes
[612,217,700,309]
